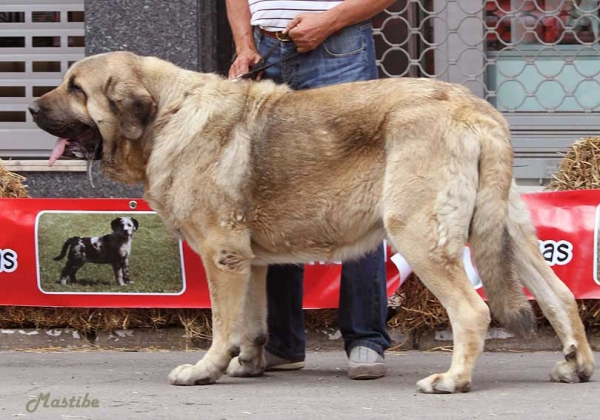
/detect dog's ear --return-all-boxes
[105,78,157,140]
[111,218,122,232]
[132,218,139,231]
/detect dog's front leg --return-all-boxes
[111,262,125,286]
[226,265,268,377]
[123,258,133,284]
[169,234,255,386]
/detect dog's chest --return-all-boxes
[118,240,132,257]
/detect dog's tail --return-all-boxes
[53,237,77,261]
[467,115,535,337]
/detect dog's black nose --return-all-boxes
[28,101,41,117]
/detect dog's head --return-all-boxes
[29,51,157,184]
[111,217,139,237]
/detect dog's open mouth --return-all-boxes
[48,128,103,187]
[48,128,103,167]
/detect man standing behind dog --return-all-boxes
[227,0,395,380]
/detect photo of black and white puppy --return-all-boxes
[54,217,139,286]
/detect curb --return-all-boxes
[2,326,598,352]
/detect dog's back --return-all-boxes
[82,233,121,264]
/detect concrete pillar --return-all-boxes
[85,0,203,71]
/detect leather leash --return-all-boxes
[234,40,300,81]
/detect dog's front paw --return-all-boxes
[226,355,265,377]
[168,363,220,386]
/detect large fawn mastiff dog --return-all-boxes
[30,51,594,393]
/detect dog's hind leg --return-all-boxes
[59,261,83,285]
[226,265,268,377]
[168,230,256,386]
[384,120,488,393]
[387,215,490,393]
[59,266,70,285]
[507,186,595,383]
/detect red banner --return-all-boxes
[0,198,400,308]
[522,190,598,299]
[1,191,599,308]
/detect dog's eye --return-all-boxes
[68,77,85,96]
[70,84,84,95]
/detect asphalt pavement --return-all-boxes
[0,349,598,420]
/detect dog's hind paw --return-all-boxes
[551,359,594,383]
[416,373,471,394]
[551,360,580,383]
[168,363,221,386]
[550,344,595,384]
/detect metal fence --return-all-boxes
[373,0,600,183]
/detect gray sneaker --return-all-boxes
[347,346,386,380]
[265,350,305,371]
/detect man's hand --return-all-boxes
[284,13,334,53]
[228,48,263,80]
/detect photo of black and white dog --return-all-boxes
[53,217,139,286]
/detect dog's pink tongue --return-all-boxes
[48,138,67,167]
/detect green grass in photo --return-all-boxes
[37,213,184,294]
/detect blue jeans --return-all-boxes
[255,22,391,360]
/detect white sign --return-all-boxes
[390,246,482,289]
[538,239,573,267]
[0,249,18,273]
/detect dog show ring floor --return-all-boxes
[0,349,598,419]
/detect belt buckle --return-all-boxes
[275,31,291,42]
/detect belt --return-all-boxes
[259,27,292,42]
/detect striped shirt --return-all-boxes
[249,0,343,32]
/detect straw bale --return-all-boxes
[0,307,213,339]
[548,136,600,191]
[0,159,28,198]
[387,274,449,333]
